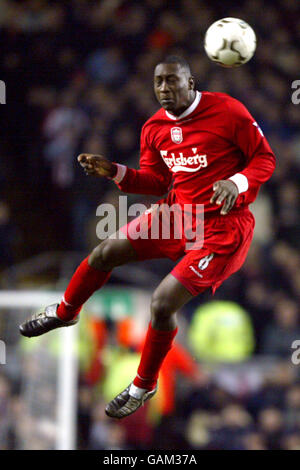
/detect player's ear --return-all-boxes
[188,76,195,90]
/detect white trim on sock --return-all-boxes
[129,383,149,399]
[62,295,73,308]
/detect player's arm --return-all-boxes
[78,152,171,197]
[228,98,276,190]
[78,125,172,197]
[211,98,276,214]
[113,123,172,196]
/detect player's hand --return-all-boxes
[77,154,117,178]
[210,180,239,215]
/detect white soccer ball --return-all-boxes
[204,17,257,67]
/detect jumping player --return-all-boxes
[20,56,276,419]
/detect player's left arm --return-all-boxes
[211,98,276,215]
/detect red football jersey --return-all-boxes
[115,91,276,216]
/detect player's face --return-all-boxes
[154,63,194,115]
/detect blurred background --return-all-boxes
[0,0,300,451]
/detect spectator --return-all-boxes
[257,407,285,450]
[0,0,300,451]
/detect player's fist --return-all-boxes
[210,180,239,215]
[77,154,117,178]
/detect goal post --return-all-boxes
[0,289,78,450]
[56,324,79,450]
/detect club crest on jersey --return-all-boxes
[171,127,183,144]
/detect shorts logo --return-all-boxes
[189,266,203,278]
[171,127,183,144]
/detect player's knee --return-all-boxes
[150,296,174,321]
[89,239,116,271]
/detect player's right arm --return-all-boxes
[78,123,172,196]
[114,123,172,196]
[78,154,117,178]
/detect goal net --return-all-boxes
[0,287,150,450]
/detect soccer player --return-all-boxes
[20,56,276,419]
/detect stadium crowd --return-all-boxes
[0,0,300,450]
[1,357,300,450]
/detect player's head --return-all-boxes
[154,55,195,115]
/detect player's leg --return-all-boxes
[105,211,255,418]
[105,273,205,419]
[56,235,138,320]
[19,235,138,337]
[19,196,177,339]
[125,211,254,406]
[133,272,196,386]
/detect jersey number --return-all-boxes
[198,253,214,270]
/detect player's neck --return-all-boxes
[170,90,197,117]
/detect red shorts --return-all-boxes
[120,197,255,296]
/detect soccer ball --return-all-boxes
[204,17,256,67]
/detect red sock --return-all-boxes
[133,323,178,391]
[57,257,111,321]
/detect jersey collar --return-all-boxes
[165,90,201,121]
